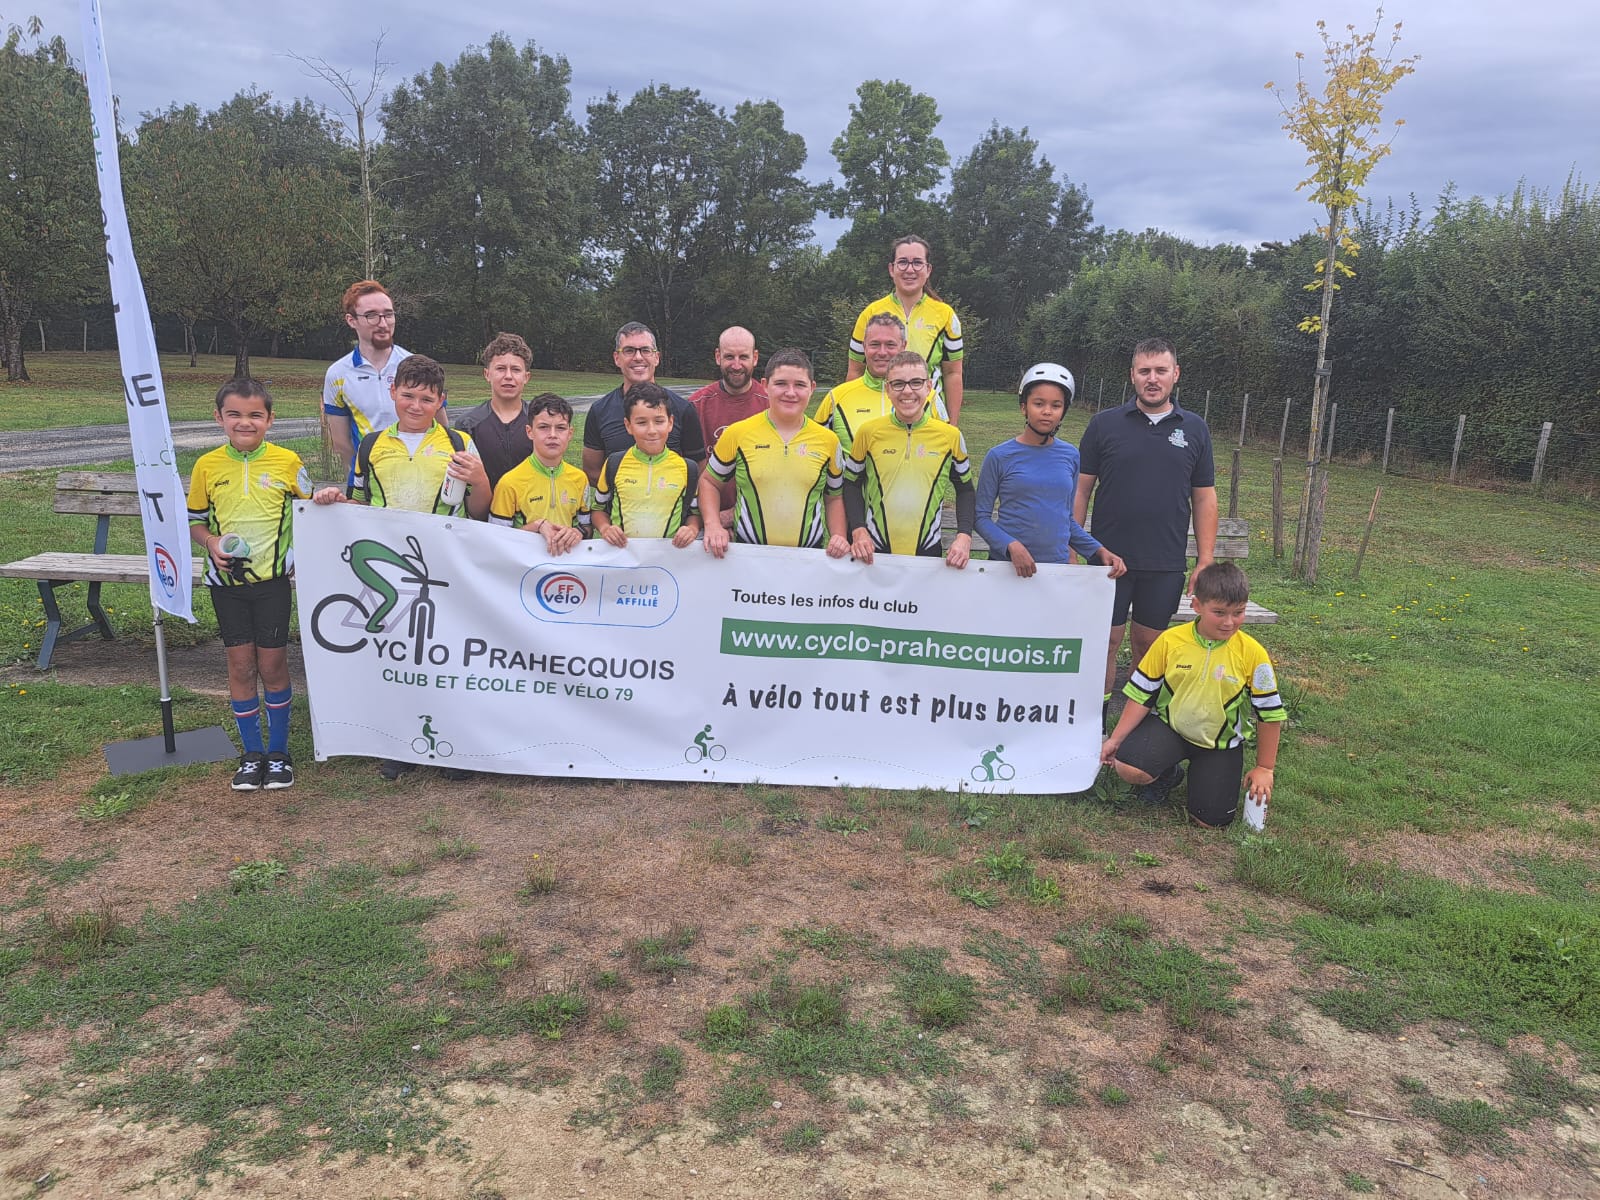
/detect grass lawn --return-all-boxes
[0,351,707,431]
[1,356,1598,1195]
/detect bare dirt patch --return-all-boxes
[1,725,1596,1198]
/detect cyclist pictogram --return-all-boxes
[310,534,450,665]
[970,744,1014,783]
[412,714,453,759]
[684,723,727,763]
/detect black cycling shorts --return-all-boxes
[1111,569,1186,630]
[1115,711,1244,827]
[209,576,292,649]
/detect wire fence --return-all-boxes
[1078,379,1599,501]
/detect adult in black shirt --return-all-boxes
[581,322,706,485]
[1074,337,1218,700]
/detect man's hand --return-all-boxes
[850,528,875,564]
[1007,541,1038,578]
[703,523,731,558]
[945,533,971,570]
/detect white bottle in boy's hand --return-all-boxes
[439,441,480,508]
[1242,790,1267,831]
[217,532,251,560]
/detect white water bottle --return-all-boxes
[217,532,251,559]
[1242,790,1267,831]
[440,441,479,508]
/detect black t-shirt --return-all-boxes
[450,400,530,491]
[582,386,707,465]
[1079,401,1215,571]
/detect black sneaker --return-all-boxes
[441,767,473,782]
[263,751,295,790]
[232,752,266,791]
[1136,763,1185,806]
[377,758,416,781]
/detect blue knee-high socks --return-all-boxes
[232,698,264,753]
[264,686,292,753]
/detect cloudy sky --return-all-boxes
[33,0,1599,249]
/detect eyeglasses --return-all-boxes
[616,346,658,358]
[893,258,928,270]
[886,378,929,394]
[354,310,396,324]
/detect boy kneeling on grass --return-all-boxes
[189,379,314,791]
[590,383,703,549]
[1100,562,1285,827]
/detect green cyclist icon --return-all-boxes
[685,723,727,763]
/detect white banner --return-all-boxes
[79,0,193,621]
[296,504,1113,793]
[297,505,1113,793]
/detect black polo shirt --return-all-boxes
[1079,400,1215,571]
[582,386,708,465]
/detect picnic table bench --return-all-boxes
[950,515,1277,624]
[0,472,205,669]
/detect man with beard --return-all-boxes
[322,280,413,486]
[688,326,767,529]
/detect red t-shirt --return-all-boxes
[689,380,768,513]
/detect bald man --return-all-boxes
[688,326,768,526]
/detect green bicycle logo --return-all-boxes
[309,534,451,665]
[685,723,727,763]
[412,714,453,760]
[970,744,1014,783]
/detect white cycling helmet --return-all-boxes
[1018,362,1076,404]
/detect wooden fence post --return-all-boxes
[1381,407,1395,474]
[1096,378,1103,412]
[1278,398,1291,457]
[1353,486,1381,581]
[37,319,46,352]
[1271,458,1284,560]
[1239,393,1250,447]
[1531,421,1553,492]
[1228,448,1242,518]
[1203,390,1211,423]
[1450,414,1466,483]
[1322,402,1339,462]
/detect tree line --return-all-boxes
[2,20,1594,465]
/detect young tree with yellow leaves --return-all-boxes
[1269,11,1416,581]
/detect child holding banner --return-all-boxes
[487,393,590,554]
[698,350,850,559]
[975,363,1126,581]
[188,380,314,791]
[842,352,975,567]
[590,384,703,548]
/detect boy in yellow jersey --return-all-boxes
[313,356,490,519]
[1100,562,1286,827]
[188,379,314,791]
[591,383,703,549]
[699,349,849,558]
[487,393,590,555]
[843,351,974,568]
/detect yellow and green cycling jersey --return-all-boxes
[843,410,972,556]
[1123,623,1287,750]
[595,447,699,538]
[815,375,944,448]
[187,441,312,586]
[489,457,591,529]
[707,412,842,548]
[849,293,963,386]
[352,423,472,515]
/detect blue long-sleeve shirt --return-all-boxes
[974,437,1103,565]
